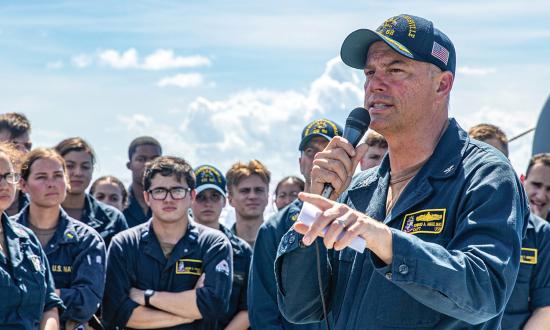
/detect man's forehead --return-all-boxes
[528,164,550,180]
[305,136,330,149]
[151,174,186,186]
[135,144,161,156]
[235,175,267,188]
[365,41,415,67]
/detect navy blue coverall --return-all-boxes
[0,212,64,329]
[13,206,106,326]
[249,199,324,330]
[103,219,233,330]
[503,213,550,329]
[275,119,529,329]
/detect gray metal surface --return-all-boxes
[533,95,550,155]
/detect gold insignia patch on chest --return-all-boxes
[175,259,203,275]
[520,248,537,264]
[401,209,446,235]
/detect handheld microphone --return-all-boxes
[321,107,371,198]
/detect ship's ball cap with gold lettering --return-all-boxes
[299,119,343,151]
[340,14,456,75]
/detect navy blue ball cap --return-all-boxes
[299,119,343,151]
[194,165,227,197]
[340,14,456,75]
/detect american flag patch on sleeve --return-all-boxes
[431,41,449,65]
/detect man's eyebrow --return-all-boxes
[387,59,407,66]
[365,59,407,69]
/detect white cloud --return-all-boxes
[142,49,210,70]
[99,48,139,69]
[457,66,496,76]
[46,61,64,69]
[96,48,210,70]
[118,56,362,184]
[157,73,204,88]
[71,54,93,68]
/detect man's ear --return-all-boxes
[19,178,28,194]
[436,71,454,97]
[126,161,131,170]
[190,189,196,201]
[227,190,234,207]
[143,190,151,207]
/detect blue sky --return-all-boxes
[1,0,549,213]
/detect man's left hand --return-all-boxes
[295,192,394,264]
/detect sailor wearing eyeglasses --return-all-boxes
[103,156,233,330]
[191,164,253,330]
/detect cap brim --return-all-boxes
[299,133,332,151]
[340,29,415,69]
[196,184,226,197]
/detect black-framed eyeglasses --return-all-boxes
[0,172,20,184]
[148,187,191,200]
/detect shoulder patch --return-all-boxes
[402,209,446,235]
[215,259,230,276]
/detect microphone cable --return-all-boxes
[316,240,331,330]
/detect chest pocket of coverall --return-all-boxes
[171,258,203,292]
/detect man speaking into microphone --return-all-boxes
[275,14,529,329]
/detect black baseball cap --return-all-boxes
[299,119,343,151]
[194,165,227,197]
[340,14,456,74]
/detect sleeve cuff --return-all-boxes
[113,299,140,328]
[370,228,417,283]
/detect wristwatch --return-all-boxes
[144,289,155,307]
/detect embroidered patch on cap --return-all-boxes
[215,259,230,276]
[431,41,450,65]
[520,248,538,264]
[401,209,446,235]
[175,259,203,275]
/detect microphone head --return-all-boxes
[346,107,371,131]
[343,107,371,147]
